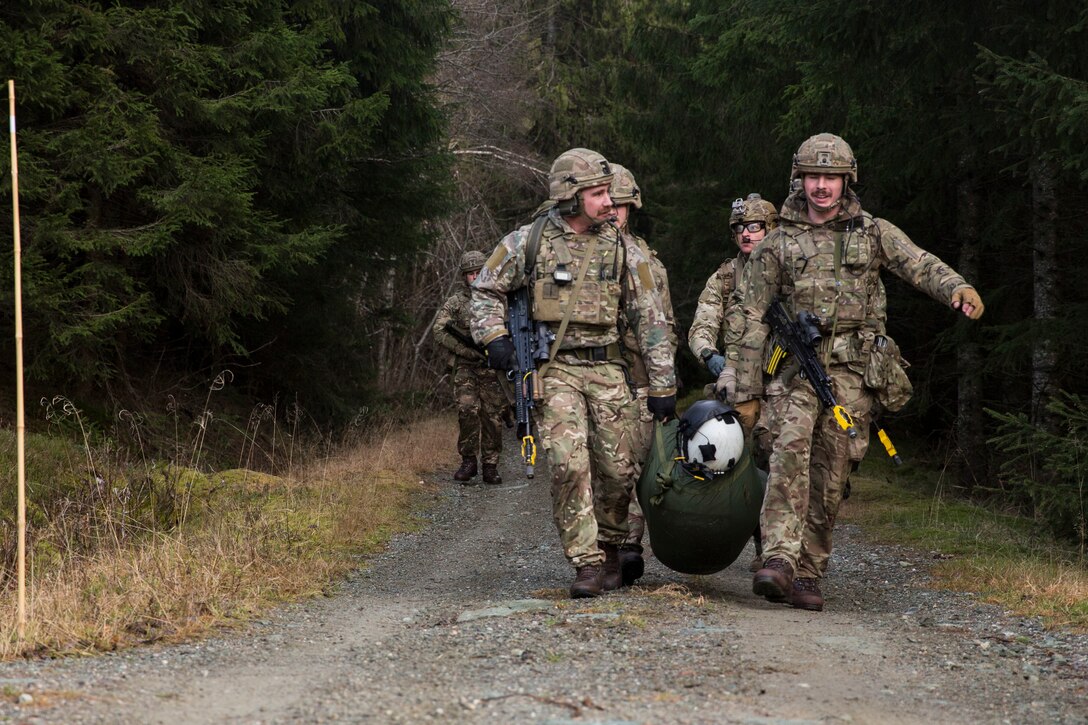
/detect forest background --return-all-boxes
[0,0,1086,547]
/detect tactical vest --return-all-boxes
[776,213,881,334]
[531,222,623,330]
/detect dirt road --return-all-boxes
[2,449,1086,724]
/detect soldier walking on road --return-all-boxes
[433,251,507,485]
[723,133,984,611]
[611,164,679,586]
[470,148,676,598]
[690,193,782,464]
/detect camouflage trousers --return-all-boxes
[453,363,506,465]
[620,385,655,546]
[762,365,873,579]
[751,375,791,471]
[539,359,640,567]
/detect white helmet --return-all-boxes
[677,400,745,476]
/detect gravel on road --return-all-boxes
[2,447,1086,724]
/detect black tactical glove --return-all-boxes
[647,394,677,422]
[485,336,516,371]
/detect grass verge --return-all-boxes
[844,453,1088,632]
[0,414,458,658]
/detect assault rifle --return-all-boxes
[506,287,555,478]
[763,299,858,439]
[441,322,485,357]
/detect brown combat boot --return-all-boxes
[618,544,645,586]
[453,457,477,483]
[791,577,824,611]
[481,463,502,485]
[600,543,622,591]
[753,557,794,603]
[570,564,604,598]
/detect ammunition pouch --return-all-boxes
[863,334,913,412]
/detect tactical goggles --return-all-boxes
[731,221,766,234]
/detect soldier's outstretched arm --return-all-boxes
[877,219,984,320]
[470,228,531,345]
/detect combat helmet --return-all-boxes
[676,400,745,477]
[609,164,642,209]
[548,148,614,204]
[729,193,778,229]
[459,250,487,274]
[791,133,857,183]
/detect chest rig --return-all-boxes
[777,212,880,333]
[530,222,624,330]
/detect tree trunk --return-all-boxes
[1031,158,1059,431]
[376,265,397,389]
[954,159,986,494]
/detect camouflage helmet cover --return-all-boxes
[791,133,857,183]
[459,250,487,274]
[608,163,642,209]
[548,147,614,202]
[729,193,778,229]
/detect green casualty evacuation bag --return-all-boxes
[636,419,766,575]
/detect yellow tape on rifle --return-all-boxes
[765,345,788,375]
[522,435,536,466]
[832,405,858,439]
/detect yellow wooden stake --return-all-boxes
[8,79,27,641]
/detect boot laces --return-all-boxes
[794,577,820,592]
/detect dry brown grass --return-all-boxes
[930,556,1088,632]
[0,414,459,658]
[844,470,1088,632]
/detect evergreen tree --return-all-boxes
[0,0,452,418]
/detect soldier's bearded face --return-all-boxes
[803,173,844,212]
[579,184,614,225]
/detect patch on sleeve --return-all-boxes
[637,261,655,290]
[485,246,509,272]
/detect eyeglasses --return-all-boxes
[731,221,766,234]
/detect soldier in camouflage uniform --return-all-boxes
[688,193,779,572]
[722,133,984,611]
[433,251,507,485]
[470,148,677,598]
[611,164,679,586]
[690,193,781,463]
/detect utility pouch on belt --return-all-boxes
[863,334,913,412]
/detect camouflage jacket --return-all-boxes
[433,285,486,367]
[471,210,676,395]
[688,253,748,361]
[727,190,969,400]
[620,233,678,388]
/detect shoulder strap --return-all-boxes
[523,214,550,278]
